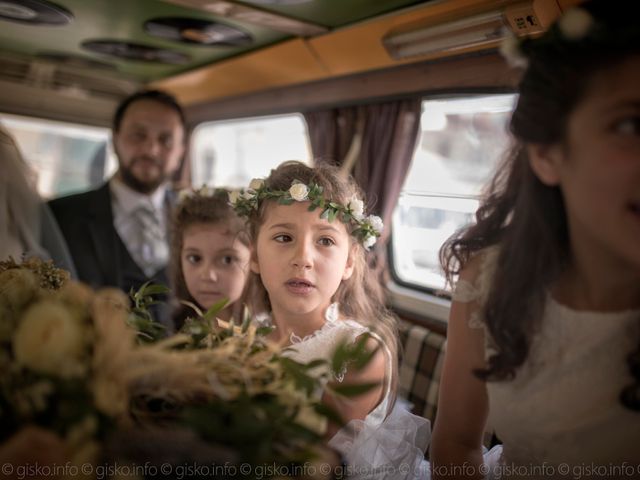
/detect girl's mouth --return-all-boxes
[285,279,315,295]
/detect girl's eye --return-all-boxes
[614,116,640,136]
[273,234,292,243]
[186,254,201,264]
[219,255,236,266]
[318,237,335,247]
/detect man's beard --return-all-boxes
[119,157,166,195]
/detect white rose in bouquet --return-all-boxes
[0,269,39,311]
[13,300,88,378]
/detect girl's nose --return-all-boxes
[291,241,313,270]
[202,266,217,281]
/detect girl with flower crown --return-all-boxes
[170,187,251,330]
[432,1,640,477]
[232,161,431,479]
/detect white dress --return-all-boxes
[279,304,432,479]
[453,248,640,478]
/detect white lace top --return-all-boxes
[453,248,640,470]
[268,304,431,479]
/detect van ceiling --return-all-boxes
[0,0,575,125]
[0,0,426,84]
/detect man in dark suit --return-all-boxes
[49,90,186,330]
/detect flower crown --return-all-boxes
[178,185,237,205]
[500,6,594,68]
[229,178,383,249]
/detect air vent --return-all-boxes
[145,17,253,46]
[0,0,72,25]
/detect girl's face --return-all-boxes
[251,201,355,323]
[531,56,640,272]
[181,223,251,313]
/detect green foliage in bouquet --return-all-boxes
[124,283,380,476]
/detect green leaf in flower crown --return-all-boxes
[328,209,337,223]
[329,381,380,398]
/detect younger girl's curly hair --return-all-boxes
[170,188,249,329]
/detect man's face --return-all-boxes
[113,99,185,194]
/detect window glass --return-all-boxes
[191,114,311,188]
[391,94,516,291]
[0,113,116,199]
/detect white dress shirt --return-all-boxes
[109,176,169,276]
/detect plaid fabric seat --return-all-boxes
[397,320,447,425]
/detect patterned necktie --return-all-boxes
[132,203,169,277]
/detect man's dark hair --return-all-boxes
[112,89,186,133]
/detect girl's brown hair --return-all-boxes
[170,189,249,329]
[440,0,640,410]
[245,161,399,400]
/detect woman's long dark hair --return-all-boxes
[440,0,640,409]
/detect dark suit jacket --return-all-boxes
[48,183,175,330]
[49,183,122,288]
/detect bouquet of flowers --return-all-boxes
[0,257,138,469]
[1,261,374,478]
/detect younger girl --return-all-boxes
[432,1,640,477]
[232,161,430,479]
[170,187,251,329]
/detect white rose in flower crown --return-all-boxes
[200,186,215,197]
[228,190,241,204]
[348,197,365,220]
[177,189,193,203]
[367,215,384,234]
[289,183,309,201]
[363,235,377,250]
[249,178,264,191]
[499,33,528,69]
[558,8,593,40]
[13,300,88,378]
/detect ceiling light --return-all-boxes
[382,2,557,60]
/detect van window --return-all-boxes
[191,114,311,188]
[391,94,516,292]
[0,114,116,199]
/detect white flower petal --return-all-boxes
[499,33,528,69]
[367,215,384,234]
[249,178,264,191]
[363,235,377,250]
[558,8,593,40]
[348,197,365,220]
[289,183,309,202]
[228,190,241,204]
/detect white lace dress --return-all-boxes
[277,304,432,479]
[453,249,640,478]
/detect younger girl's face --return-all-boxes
[251,201,355,322]
[181,223,251,313]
